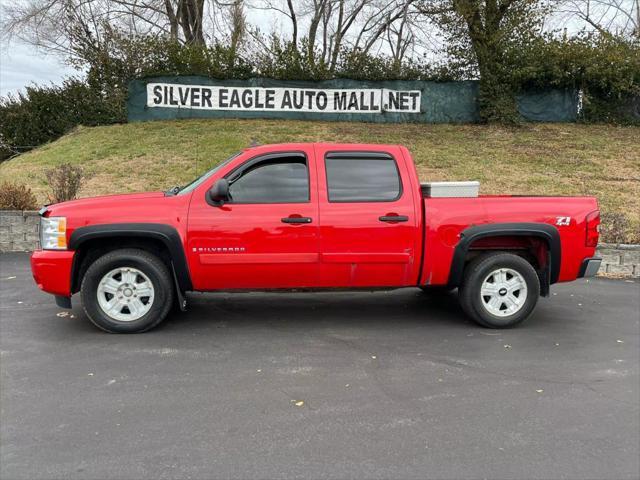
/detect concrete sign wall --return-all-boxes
[128,76,578,123]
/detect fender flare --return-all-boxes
[68,223,193,292]
[447,222,561,289]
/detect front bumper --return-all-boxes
[579,257,602,278]
[30,250,75,297]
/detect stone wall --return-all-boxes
[597,244,640,277]
[1,210,638,278]
[0,210,40,252]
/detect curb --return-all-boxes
[598,243,640,251]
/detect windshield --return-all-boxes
[176,153,240,195]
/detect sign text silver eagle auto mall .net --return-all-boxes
[147,83,422,113]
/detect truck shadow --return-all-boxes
[162,288,473,332]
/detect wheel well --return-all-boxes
[462,235,551,295]
[71,237,173,294]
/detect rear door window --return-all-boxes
[325,153,401,202]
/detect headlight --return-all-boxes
[40,217,67,250]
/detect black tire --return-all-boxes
[459,252,540,328]
[80,248,174,333]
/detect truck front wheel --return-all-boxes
[80,248,174,333]
[459,252,540,328]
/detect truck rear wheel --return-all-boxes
[80,248,174,333]
[459,252,540,328]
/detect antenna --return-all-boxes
[249,138,260,147]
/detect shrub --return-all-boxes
[0,182,39,210]
[506,33,640,124]
[600,212,631,244]
[72,29,254,123]
[45,163,85,203]
[0,78,121,161]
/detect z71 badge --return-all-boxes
[556,216,572,226]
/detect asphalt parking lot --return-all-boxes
[1,252,639,480]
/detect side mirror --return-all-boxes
[208,179,230,206]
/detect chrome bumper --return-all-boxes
[579,257,602,278]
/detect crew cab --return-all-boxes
[31,143,601,333]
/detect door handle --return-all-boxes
[281,216,313,224]
[379,215,409,223]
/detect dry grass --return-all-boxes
[1,119,638,242]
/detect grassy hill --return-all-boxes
[1,119,638,243]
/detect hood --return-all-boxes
[43,191,167,216]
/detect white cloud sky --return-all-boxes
[1,41,77,97]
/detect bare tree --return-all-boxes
[287,0,298,44]
[228,0,246,55]
[249,0,426,62]
[247,0,299,45]
[386,1,415,62]
[177,0,206,43]
[350,0,418,54]
[307,0,330,61]
[1,0,213,56]
[1,0,128,56]
[2,0,436,68]
[557,0,639,37]
[327,0,370,68]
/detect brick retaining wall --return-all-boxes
[1,210,638,277]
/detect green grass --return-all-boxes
[1,119,639,242]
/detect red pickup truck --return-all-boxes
[31,143,601,333]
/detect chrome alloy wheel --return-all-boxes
[480,268,528,317]
[96,267,155,321]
